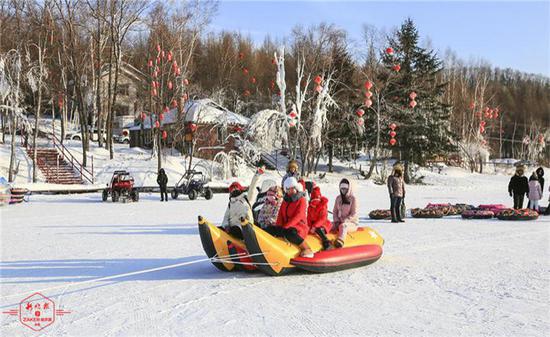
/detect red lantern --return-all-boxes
[390,131,396,138]
[250,77,256,84]
[123,130,129,137]
[163,106,169,113]
[364,99,373,108]
[171,100,178,108]
[389,138,397,146]
[479,126,485,134]
[392,64,401,72]
[270,81,275,90]
[357,118,364,126]
[151,88,157,96]
[156,44,161,53]
[389,123,397,130]
[148,59,153,67]
[156,57,160,64]
[409,100,417,108]
[183,78,189,86]
[271,58,276,65]
[161,50,165,59]
[386,47,394,55]
[175,67,181,76]
[159,113,165,121]
[154,120,160,128]
[356,108,365,117]
[409,91,417,100]
[172,60,178,70]
[182,93,188,101]
[141,112,146,120]
[57,95,63,108]
[484,107,490,113]
[190,123,197,132]
[239,52,244,60]
[481,139,487,146]
[243,90,251,97]
[480,121,486,127]
[167,81,173,90]
[315,85,322,93]
[364,81,373,90]
[364,91,373,98]
[314,75,322,84]
[242,68,249,75]
[289,120,296,127]
[167,51,172,62]
[289,111,297,119]
[469,101,475,109]
[494,110,499,118]
[162,130,167,140]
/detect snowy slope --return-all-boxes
[1,171,549,336]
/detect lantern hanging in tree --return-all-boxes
[314,75,322,84]
[148,59,153,67]
[161,50,165,59]
[365,91,373,98]
[156,44,161,53]
[141,112,147,120]
[315,85,322,93]
[167,81,173,90]
[390,123,397,130]
[390,130,396,138]
[364,81,373,90]
[167,51,172,62]
[271,58,276,65]
[152,88,157,97]
[171,100,177,108]
[162,130,167,140]
[182,93,188,101]
[392,64,401,72]
[183,78,189,86]
[469,101,475,109]
[175,67,181,76]
[386,47,394,55]
[163,106,169,113]
[154,120,160,128]
[243,90,251,97]
[250,77,256,84]
[239,52,244,60]
[409,91,417,100]
[356,108,365,117]
[159,113,165,121]
[364,99,373,108]
[389,138,397,146]
[190,123,197,132]
[409,100,417,108]
[242,68,249,75]
[289,111,297,119]
[357,118,364,126]
[289,120,296,127]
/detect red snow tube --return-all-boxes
[478,204,507,213]
[461,209,494,219]
[290,245,383,273]
[496,208,539,221]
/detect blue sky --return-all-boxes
[210,1,550,76]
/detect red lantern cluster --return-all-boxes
[364,81,373,90]
[288,110,298,127]
[356,108,365,126]
[479,120,486,134]
[385,47,394,55]
[409,91,417,108]
[238,50,256,97]
[389,123,397,146]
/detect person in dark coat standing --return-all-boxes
[387,164,406,223]
[508,165,529,209]
[157,168,168,202]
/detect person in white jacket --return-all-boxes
[221,168,263,239]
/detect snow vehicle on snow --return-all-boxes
[197,216,384,276]
[102,170,139,202]
[171,170,213,200]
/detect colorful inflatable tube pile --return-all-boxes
[496,208,539,221]
[369,209,392,220]
[411,208,444,218]
[461,209,494,219]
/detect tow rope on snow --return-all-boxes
[1,252,267,301]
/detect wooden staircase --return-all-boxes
[26,148,85,185]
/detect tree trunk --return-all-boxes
[32,80,42,182]
[328,143,333,173]
[8,116,17,182]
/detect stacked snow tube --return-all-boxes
[496,208,539,221]
[461,209,494,219]
[9,188,28,204]
[453,203,475,215]
[369,209,391,220]
[425,203,453,216]
[478,204,507,215]
[198,216,384,276]
[411,208,444,218]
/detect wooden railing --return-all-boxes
[51,132,94,184]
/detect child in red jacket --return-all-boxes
[307,185,332,250]
[265,177,313,258]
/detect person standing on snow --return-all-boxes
[157,168,168,202]
[508,165,529,209]
[332,178,359,248]
[281,160,301,188]
[265,177,313,258]
[221,167,263,239]
[387,164,406,223]
[527,173,543,212]
[307,185,332,250]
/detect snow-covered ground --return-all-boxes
[1,168,549,336]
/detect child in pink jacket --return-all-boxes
[528,173,542,211]
[332,178,358,248]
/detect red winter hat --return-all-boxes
[297,179,306,193]
[228,182,246,193]
[310,186,321,200]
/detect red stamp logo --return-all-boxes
[2,292,71,331]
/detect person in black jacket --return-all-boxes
[157,168,168,202]
[508,166,529,209]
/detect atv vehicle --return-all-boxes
[102,170,139,202]
[171,170,213,200]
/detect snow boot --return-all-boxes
[334,238,344,248]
